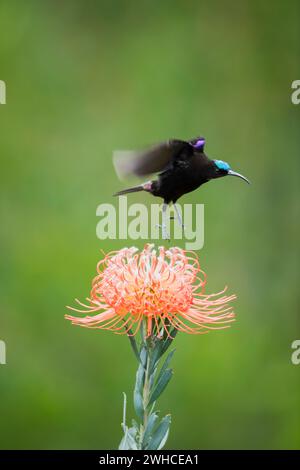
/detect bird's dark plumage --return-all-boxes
[113,136,250,204]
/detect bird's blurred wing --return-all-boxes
[113,139,192,179]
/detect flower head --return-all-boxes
[65,245,236,336]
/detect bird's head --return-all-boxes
[212,160,250,184]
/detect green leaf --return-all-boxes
[156,349,175,385]
[139,346,147,369]
[118,435,127,450]
[133,390,144,421]
[119,426,138,450]
[149,340,164,374]
[127,333,141,363]
[131,419,139,431]
[142,412,159,447]
[161,328,178,355]
[158,428,170,450]
[148,368,173,407]
[148,328,175,375]
[149,367,157,390]
[134,363,145,420]
[136,360,145,389]
[128,426,138,441]
[146,415,171,450]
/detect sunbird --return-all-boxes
[113,137,250,239]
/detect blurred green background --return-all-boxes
[0,0,299,450]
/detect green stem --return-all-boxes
[120,319,176,450]
[140,338,152,446]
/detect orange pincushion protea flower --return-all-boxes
[65,245,236,336]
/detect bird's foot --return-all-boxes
[155,224,170,241]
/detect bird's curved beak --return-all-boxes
[227,170,250,184]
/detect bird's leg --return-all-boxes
[174,203,185,230]
[156,203,170,240]
[161,203,170,240]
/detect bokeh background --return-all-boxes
[0,0,299,450]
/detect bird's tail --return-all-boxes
[113,184,145,197]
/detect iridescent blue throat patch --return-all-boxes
[214,160,231,171]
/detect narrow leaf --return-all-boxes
[158,428,170,450]
[139,346,147,369]
[148,368,173,407]
[134,363,145,420]
[118,434,127,450]
[149,340,164,374]
[149,368,157,390]
[161,328,178,355]
[133,390,144,421]
[136,361,145,390]
[156,349,175,385]
[131,419,139,431]
[119,426,138,450]
[142,412,159,447]
[127,332,141,362]
[146,415,171,450]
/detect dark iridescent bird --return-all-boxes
[113,137,250,239]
